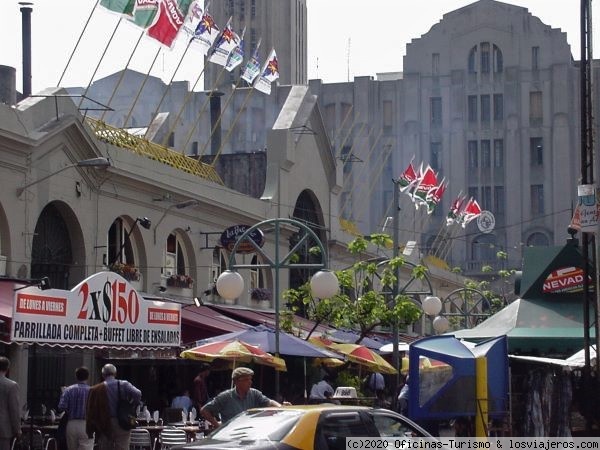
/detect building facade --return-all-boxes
[75,1,590,282]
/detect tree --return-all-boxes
[282,234,423,342]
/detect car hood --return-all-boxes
[174,438,300,450]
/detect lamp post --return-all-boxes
[215,218,339,399]
[16,157,111,196]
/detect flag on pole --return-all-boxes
[130,0,160,27]
[446,194,465,226]
[225,27,245,72]
[412,165,438,208]
[147,0,193,48]
[241,39,262,84]
[457,198,482,228]
[187,8,219,55]
[100,0,135,15]
[253,48,279,95]
[397,160,418,193]
[208,19,240,67]
[426,179,447,215]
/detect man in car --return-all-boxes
[200,367,287,427]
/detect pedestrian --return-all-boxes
[0,356,21,450]
[171,389,194,415]
[58,366,94,450]
[366,372,385,406]
[397,376,410,416]
[309,375,335,403]
[192,363,211,411]
[200,367,289,428]
[86,364,141,450]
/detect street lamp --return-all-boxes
[216,218,339,399]
[16,157,111,196]
[153,199,200,244]
[112,216,152,265]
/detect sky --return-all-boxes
[0,1,593,94]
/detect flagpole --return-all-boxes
[209,86,256,164]
[100,30,146,122]
[159,62,210,147]
[77,17,123,109]
[57,0,100,87]
[143,41,193,139]
[122,46,162,128]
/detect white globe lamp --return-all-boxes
[433,316,450,334]
[310,270,339,298]
[216,270,244,300]
[422,295,442,316]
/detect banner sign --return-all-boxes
[219,224,264,253]
[577,184,599,233]
[542,266,593,294]
[11,272,181,347]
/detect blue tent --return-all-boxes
[408,335,508,421]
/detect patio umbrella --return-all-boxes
[180,339,287,371]
[197,325,339,358]
[328,343,397,374]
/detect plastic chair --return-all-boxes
[130,429,153,450]
[157,428,187,450]
[11,429,44,450]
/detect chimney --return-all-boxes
[20,2,33,98]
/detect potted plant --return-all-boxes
[250,287,272,302]
[166,274,194,289]
[109,262,141,282]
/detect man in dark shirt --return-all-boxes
[59,367,93,450]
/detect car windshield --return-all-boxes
[210,409,303,442]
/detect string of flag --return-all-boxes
[98,0,279,95]
[397,158,482,227]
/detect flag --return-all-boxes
[147,0,193,48]
[208,19,240,67]
[397,160,418,193]
[446,194,465,226]
[412,165,438,208]
[187,8,219,55]
[457,198,482,228]
[426,179,447,215]
[100,0,135,15]
[130,0,160,28]
[241,39,262,84]
[253,48,279,95]
[225,27,245,72]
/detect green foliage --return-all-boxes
[335,371,367,396]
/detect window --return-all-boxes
[228,0,234,16]
[530,137,543,166]
[480,42,490,73]
[493,94,503,121]
[493,45,503,72]
[383,100,393,132]
[482,186,492,210]
[530,91,543,122]
[108,218,134,266]
[493,139,504,168]
[210,247,228,287]
[251,0,256,17]
[532,46,539,70]
[430,142,441,171]
[480,95,490,123]
[250,255,266,290]
[527,232,549,247]
[431,97,442,126]
[494,186,505,214]
[468,141,478,168]
[468,95,478,122]
[432,53,440,75]
[481,140,491,168]
[164,233,186,277]
[250,28,257,52]
[239,0,245,21]
[190,141,198,156]
[468,46,477,73]
[531,184,544,214]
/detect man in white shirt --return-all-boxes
[309,375,334,403]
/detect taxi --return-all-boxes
[175,404,433,450]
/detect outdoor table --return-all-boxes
[136,424,204,443]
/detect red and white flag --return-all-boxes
[147,0,192,48]
[208,18,240,66]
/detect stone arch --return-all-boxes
[163,227,197,291]
[526,231,550,247]
[31,201,85,289]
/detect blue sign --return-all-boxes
[219,225,265,254]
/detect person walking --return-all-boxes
[192,363,211,411]
[58,367,94,450]
[86,364,141,450]
[0,356,21,450]
[367,372,385,406]
[200,367,288,428]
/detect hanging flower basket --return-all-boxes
[109,262,141,282]
[166,274,194,289]
[250,287,272,301]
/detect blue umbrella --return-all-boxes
[196,324,339,358]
